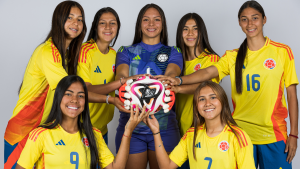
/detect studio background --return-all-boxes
[0,0,299,168]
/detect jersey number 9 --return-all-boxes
[70,152,79,169]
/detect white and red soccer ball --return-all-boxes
[118,75,175,115]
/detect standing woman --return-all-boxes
[158,1,299,168]
[115,4,183,169]
[77,7,128,144]
[4,1,87,168]
[174,13,220,137]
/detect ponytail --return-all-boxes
[235,38,247,94]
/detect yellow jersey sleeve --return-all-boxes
[41,47,68,90]
[213,51,231,80]
[17,128,47,168]
[169,131,188,167]
[77,49,92,84]
[94,128,114,168]
[233,129,256,169]
[281,46,299,87]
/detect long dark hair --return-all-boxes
[87,7,121,47]
[176,13,218,74]
[192,81,245,160]
[40,75,99,169]
[132,3,168,45]
[235,0,265,93]
[18,1,87,94]
[45,1,87,75]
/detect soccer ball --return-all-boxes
[119,75,175,114]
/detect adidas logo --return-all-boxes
[133,55,141,61]
[56,139,65,146]
[195,142,201,148]
[94,66,102,73]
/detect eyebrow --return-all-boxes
[241,14,259,17]
[184,25,197,28]
[66,90,85,94]
[199,94,217,98]
[143,16,161,18]
[69,14,83,17]
[100,19,116,21]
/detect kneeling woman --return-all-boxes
[144,81,255,169]
[16,75,149,169]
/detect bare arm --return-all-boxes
[164,63,181,77]
[142,115,178,169]
[157,66,219,86]
[153,133,179,169]
[15,164,25,169]
[105,106,150,169]
[85,81,123,95]
[88,91,130,113]
[115,64,129,80]
[285,84,298,163]
[172,83,202,94]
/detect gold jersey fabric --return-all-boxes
[214,37,299,144]
[169,124,255,169]
[5,38,68,145]
[77,39,116,134]
[18,125,114,169]
[176,51,219,136]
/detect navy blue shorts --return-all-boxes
[115,129,180,154]
[253,141,292,169]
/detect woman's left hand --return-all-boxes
[285,136,298,163]
[124,105,150,133]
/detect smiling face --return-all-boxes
[239,7,266,39]
[141,7,162,43]
[183,19,199,48]
[64,7,84,41]
[97,12,118,44]
[197,86,222,121]
[60,81,85,120]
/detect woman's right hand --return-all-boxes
[124,105,150,133]
[143,114,160,134]
[154,75,180,86]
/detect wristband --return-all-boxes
[175,76,182,86]
[120,77,125,85]
[153,131,160,135]
[289,134,298,139]
[106,95,111,104]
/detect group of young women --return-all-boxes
[3,0,298,169]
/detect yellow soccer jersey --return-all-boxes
[77,39,116,134]
[18,125,114,169]
[214,37,299,144]
[5,38,68,145]
[176,51,219,136]
[169,124,255,169]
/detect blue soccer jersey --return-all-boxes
[116,42,183,134]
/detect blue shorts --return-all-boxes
[253,141,292,169]
[115,129,180,154]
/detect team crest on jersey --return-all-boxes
[157,53,169,62]
[218,141,229,152]
[264,58,276,70]
[112,64,115,73]
[194,63,201,72]
[82,137,89,147]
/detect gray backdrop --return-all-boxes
[0,0,299,168]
